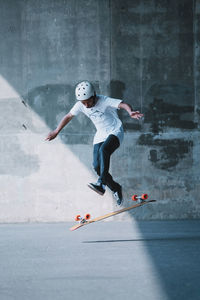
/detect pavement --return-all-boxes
[0,220,200,300]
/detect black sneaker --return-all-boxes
[88,182,105,196]
[113,185,123,205]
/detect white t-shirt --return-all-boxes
[70,95,124,145]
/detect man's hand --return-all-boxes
[119,102,143,120]
[45,130,59,141]
[45,113,74,141]
[129,111,143,120]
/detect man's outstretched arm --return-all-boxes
[45,112,74,141]
[119,102,143,119]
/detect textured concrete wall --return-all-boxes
[0,0,199,222]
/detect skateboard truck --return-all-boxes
[132,193,148,203]
[75,214,91,224]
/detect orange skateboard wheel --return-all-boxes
[141,194,148,200]
[132,195,138,201]
[85,214,91,220]
[75,214,81,221]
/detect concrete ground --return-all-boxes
[0,220,200,300]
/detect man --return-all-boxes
[46,81,143,205]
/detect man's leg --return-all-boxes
[88,135,123,204]
[92,138,119,191]
[92,142,102,177]
[88,142,106,195]
[98,134,120,191]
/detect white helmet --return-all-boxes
[75,81,95,101]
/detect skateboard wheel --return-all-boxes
[141,193,148,200]
[85,213,91,220]
[132,195,138,201]
[75,214,81,221]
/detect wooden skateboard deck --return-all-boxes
[70,198,156,231]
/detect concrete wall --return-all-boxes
[0,0,199,222]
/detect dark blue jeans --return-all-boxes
[93,134,120,192]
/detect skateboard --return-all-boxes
[70,193,156,231]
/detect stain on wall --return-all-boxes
[138,134,193,170]
[143,84,196,134]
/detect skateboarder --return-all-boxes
[46,81,143,205]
